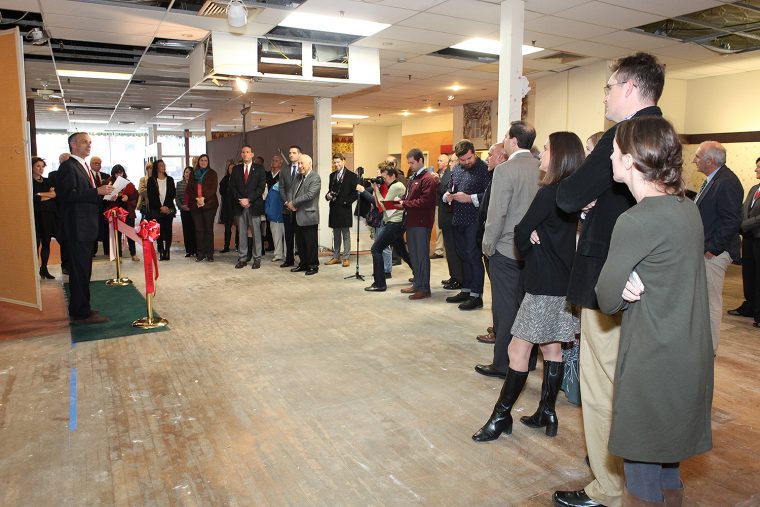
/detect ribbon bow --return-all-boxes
[136,219,161,294]
[104,208,131,261]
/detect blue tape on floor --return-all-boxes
[69,367,77,432]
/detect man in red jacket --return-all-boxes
[397,148,437,300]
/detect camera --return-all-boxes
[325,190,337,201]
[370,175,384,185]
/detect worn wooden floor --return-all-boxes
[0,248,758,506]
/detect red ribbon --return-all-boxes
[136,220,160,295]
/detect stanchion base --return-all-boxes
[106,277,133,286]
[132,317,168,329]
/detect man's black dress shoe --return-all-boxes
[235,261,247,269]
[291,266,306,272]
[207,256,214,262]
[553,489,605,507]
[364,285,387,292]
[459,296,483,310]
[252,259,261,269]
[305,268,318,275]
[384,272,392,279]
[280,261,294,268]
[195,256,205,262]
[446,291,471,303]
[185,253,194,258]
[220,247,231,253]
[474,364,507,378]
[728,309,753,317]
[443,281,462,290]
[753,322,760,328]
[441,277,453,285]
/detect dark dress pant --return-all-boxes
[453,222,484,295]
[441,226,462,283]
[69,240,94,319]
[294,223,318,269]
[371,221,411,288]
[749,237,760,322]
[283,213,295,263]
[156,215,173,255]
[490,252,524,371]
[407,226,431,292]
[180,210,196,255]
[192,207,216,259]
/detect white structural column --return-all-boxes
[497,0,525,141]
[204,119,213,142]
[313,96,333,248]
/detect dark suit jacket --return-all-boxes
[146,176,177,216]
[741,183,760,239]
[279,163,300,215]
[56,157,101,242]
[696,165,743,260]
[557,105,661,309]
[327,168,358,228]
[437,168,454,229]
[231,162,266,216]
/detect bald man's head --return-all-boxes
[298,153,313,174]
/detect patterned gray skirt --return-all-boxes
[511,293,579,344]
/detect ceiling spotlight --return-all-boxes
[227,0,248,28]
[25,27,51,46]
[447,95,455,101]
[235,77,249,93]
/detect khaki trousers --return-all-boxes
[704,251,731,354]
[434,213,444,255]
[580,308,624,507]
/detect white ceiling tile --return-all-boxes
[525,15,617,39]
[595,30,676,51]
[377,25,467,46]
[653,42,722,62]
[554,40,630,59]
[523,30,575,49]
[427,0,501,23]
[407,54,483,69]
[397,12,497,37]
[295,0,419,24]
[40,0,165,22]
[45,15,159,37]
[48,27,153,47]
[377,0,446,9]
[554,2,664,30]
[523,0,590,15]
[354,37,445,55]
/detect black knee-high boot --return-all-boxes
[472,368,529,442]
[520,360,564,436]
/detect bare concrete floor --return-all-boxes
[1,247,758,506]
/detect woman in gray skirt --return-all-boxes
[473,131,584,442]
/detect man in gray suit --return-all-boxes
[286,153,321,275]
[476,121,541,378]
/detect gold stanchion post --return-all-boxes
[132,292,168,329]
[106,210,133,286]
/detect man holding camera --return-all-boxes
[324,153,358,267]
[397,148,437,300]
[365,166,411,292]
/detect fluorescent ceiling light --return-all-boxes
[164,107,210,112]
[332,114,369,119]
[147,121,182,126]
[279,12,390,37]
[451,38,544,56]
[70,119,109,124]
[156,115,195,120]
[449,84,463,91]
[57,69,132,80]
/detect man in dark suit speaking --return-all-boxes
[693,141,743,354]
[57,132,114,324]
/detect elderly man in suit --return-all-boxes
[735,157,760,325]
[553,52,666,507]
[232,145,267,270]
[57,132,114,324]
[693,141,743,353]
[278,145,302,268]
[476,122,540,379]
[286,153,321,276]
[324,153,358,267]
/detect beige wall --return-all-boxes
[401,112,453,136]
[683,142,760,195]
[658,78,687,133]
[353,124,395,176]
[387,124,402,155]
[684,70,760,134]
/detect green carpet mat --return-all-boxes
[63,280,168,343]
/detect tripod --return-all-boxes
[345,167,365,281]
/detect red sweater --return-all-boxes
[402,171,437,228]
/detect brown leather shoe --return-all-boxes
[324,258,341,265]
[409,291,431,300]
[342,259,350,267]
[487,326,494,334]
[71,312,109,325]
[400,286,416,294]
[477,332,496,344]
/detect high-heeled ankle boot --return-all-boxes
[39,267,55,280]
[520,360,563,436]
[472,368,528,442]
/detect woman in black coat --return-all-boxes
[32,156,58,279]
[146,159,176,260]
[218,160,238,253]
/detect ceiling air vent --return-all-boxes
[198,0,262,18]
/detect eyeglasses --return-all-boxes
[603,80,636,96]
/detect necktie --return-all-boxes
[83,161,96,188]
[752,188,760,208]
[292,165,297,180]
[244,164,249,185]
[695,178,708,203]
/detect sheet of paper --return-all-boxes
[103,176,129,201]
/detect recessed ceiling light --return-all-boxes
[423,107,435,113]
[332,114,369,119]
[400,111,412,117]
[49,105,62,112]
[57,69,132,80]
[279,12,390,37]
[447,95,455,101]
[450,38,544,56]
[449,84,463,92]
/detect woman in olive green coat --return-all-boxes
[595,117,713,506]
